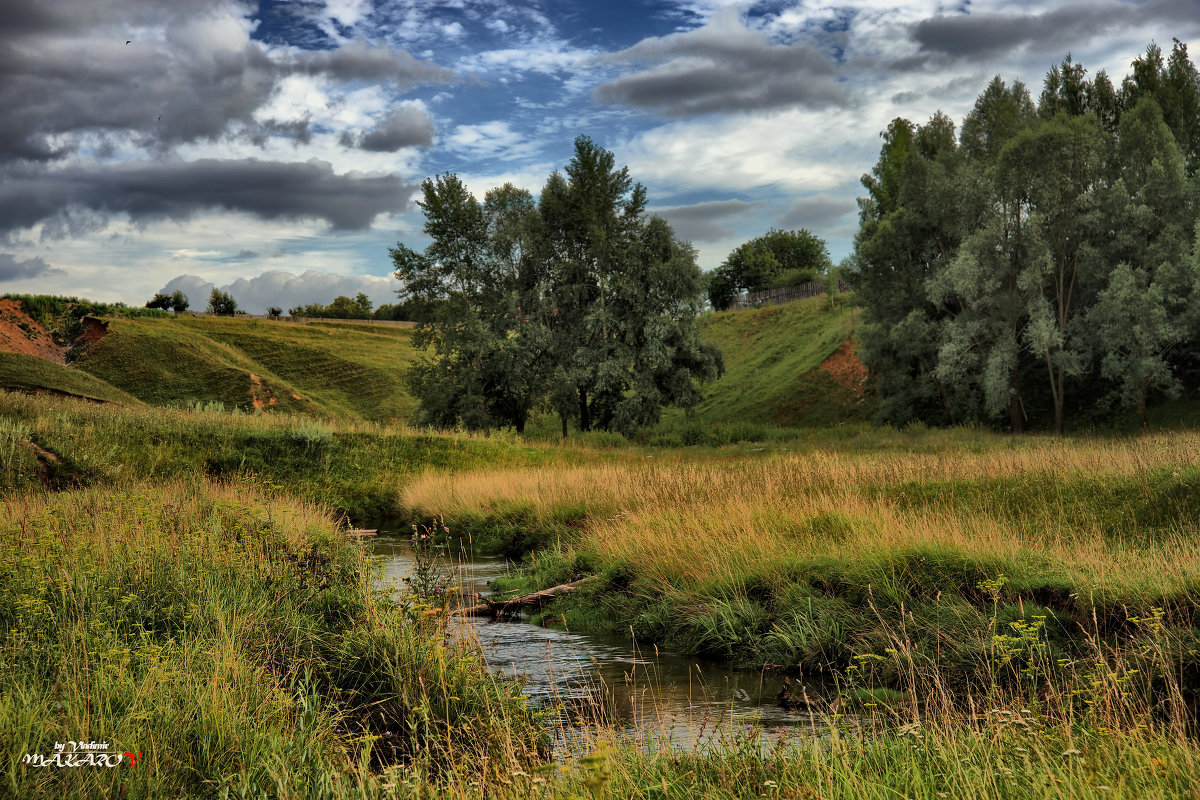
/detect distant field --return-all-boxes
[71,314,420,420]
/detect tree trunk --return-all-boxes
[1138,385,1148,433]
[1009,367,1025,434]
[578,387,591,432]
[560,413,568,438]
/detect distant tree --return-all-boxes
[146,290,189,313]
[169,291,189,313]
[266,306,282,320]
[207,288,238,316]
[145,293,172,311]
[706,229,832,310]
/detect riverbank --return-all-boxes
[404,433,1200,711]
[0,481,543,798]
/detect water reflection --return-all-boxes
[372,533,830,749]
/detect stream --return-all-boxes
[372,533,833,751]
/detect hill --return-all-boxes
[0,295,868,429]
[70,315,420,420]
[681,295,867,429]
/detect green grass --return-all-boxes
[0,482,543,800]
[686,295,864,428]
[0,352,142,405]
[0,391,593,520]
[68,315,419,420]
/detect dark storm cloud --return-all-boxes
[0,253,62,281]
[353,106,436,152]
[653,200,761,242]
[776,195,858,233]
[910,0,1200,61]
[594,7,845,116]
[0,2,453,163]
[0,159,416,235]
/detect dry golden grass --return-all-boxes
[402,431,1200,592]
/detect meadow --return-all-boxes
[0,295,1198,798]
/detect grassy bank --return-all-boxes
[0,481,542,799]
[403,431,1200,702]
[0,391,585,520]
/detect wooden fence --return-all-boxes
[727,279,849,310]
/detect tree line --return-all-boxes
[392,136,722,436]
[852,40,1200,433]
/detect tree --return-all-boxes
[1088,97,1197,430]
[146,289,188,313]
[706,229,831,309]
[266,306,281,320]
[852,112,968,425]
[207,289,238,316]
[393,136,722,437]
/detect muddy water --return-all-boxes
[372,534,832,750]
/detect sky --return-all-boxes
[1,0,1198,313]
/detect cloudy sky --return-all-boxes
[2,0,1197,312]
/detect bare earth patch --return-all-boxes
[819,339,867,401]
[0,299,66,363]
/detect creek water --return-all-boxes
[371,533,833,751]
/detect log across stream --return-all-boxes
[371,532,833,749]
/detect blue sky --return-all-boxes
[1,0,1197,312]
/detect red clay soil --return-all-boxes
[77,317,109,345]
[0,299,66,363]
[819,339,868,402]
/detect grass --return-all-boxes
[69,314,420,420]
[0,352,142,405]
[1,294,1198,797]
[0,391,587,520]
[403,431,1200,694]
[678,296,864,429]
[0,481,543,800]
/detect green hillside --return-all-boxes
[687,295,867,428]
[0,352,142,405]
[70,315,419,421]
[0,297,868,429]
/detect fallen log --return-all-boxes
[346,528,378,537]
[424,577,595,618]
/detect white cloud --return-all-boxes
[445,120,540,161]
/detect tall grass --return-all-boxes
[0,481,542,799]
[405,432,1200,694]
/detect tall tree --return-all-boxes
[1089,97,1197,430]
[394,137,721,437]
[853,113,966,425]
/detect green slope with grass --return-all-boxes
[70,315,419,420]
[678,295,866,429]
[0,351,142,405]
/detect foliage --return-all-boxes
[146,289,189,313]
[394,136,722,437]
[707,228,833,310]
[852,43,1200,433]
[289,293,375,319]
[207,288,239,316]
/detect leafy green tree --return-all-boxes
[266,306,281,320]
[853,113,967,425]
[145,292,172,311]
[206,289,238,316]
[1089,97,1197,430]
[146,290,188,313]
[394,137,721,436]
[706,229,831,309]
